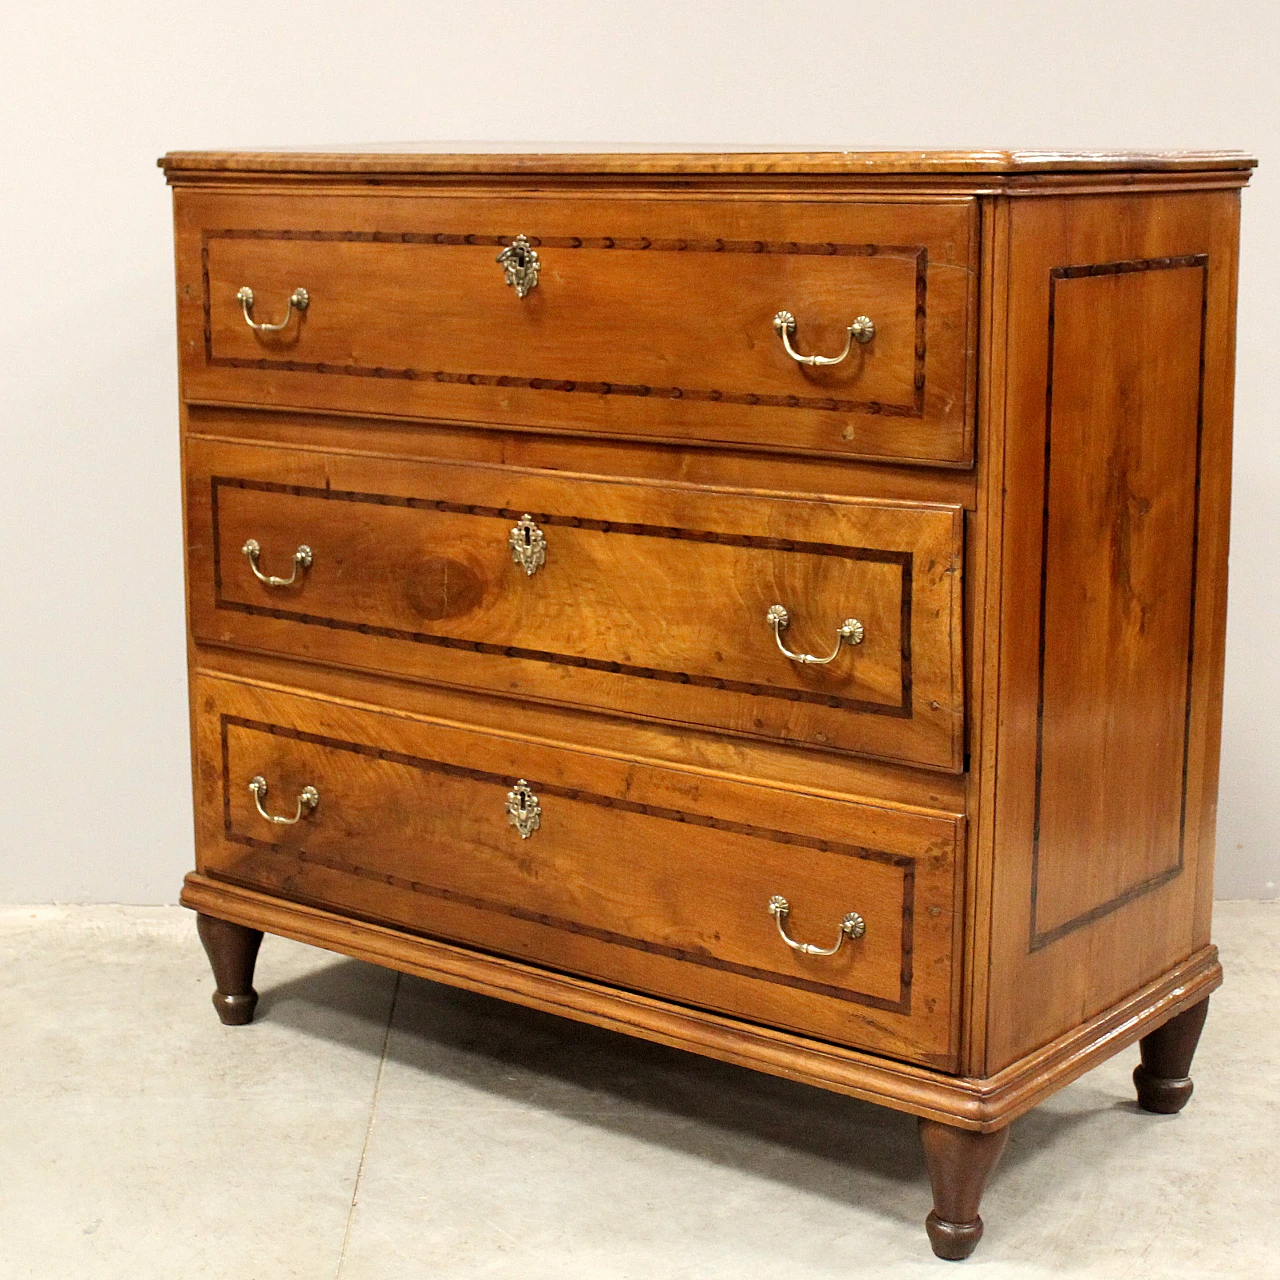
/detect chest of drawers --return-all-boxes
[162,145,1253,1259]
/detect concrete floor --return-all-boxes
[1,903,1276,1279]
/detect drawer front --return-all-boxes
[175,191,977,467]
[187,439,964,770]
[193,676,962,1066]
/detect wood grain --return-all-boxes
[957,191,1012,1076]
[193,673,962,1065]
[186,437,965,769]
[191,650,971,817]
[982,190,1242,1072]
[174,191,977,467]
[158,145,1258,177]
[184,404,982,509]
[1031,257,1206,946]
[180,872,1222,1131]
[162,155,1248,1209]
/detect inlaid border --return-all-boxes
[210,476,915,718]
[1029,254,1208,951]
[218,714,917,1014]
[200,228,929,419]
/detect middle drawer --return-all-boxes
[187,438,963,769]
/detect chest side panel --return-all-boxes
[983,190,1239,1072]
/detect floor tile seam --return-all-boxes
[336,970,402,1280]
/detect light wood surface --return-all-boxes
[159,145,1257,177]
[186,437,964,768]
[165,148,1248,1258]
[979,189,1241,1073]
[178,871,1221,1132]
[191,650,971,816]
[193,673,961,1065]
[175,191,977,466]
[186,404,982,507]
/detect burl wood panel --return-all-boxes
[982,190,1240,1072]
[192,674,962,1066]
[173,192,977,467]
[186,438,965,770]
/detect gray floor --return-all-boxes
[2,904,1276,1279]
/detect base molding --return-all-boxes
[180,873,1221,1130]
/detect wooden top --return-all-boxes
[159,144,1256,179]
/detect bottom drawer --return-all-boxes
[192,675,963,1067]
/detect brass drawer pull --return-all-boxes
[509,514,547,576]
[242,538,312,587]
[766,604,864,665]
[768,895,865,956]
[506,779,542,839]
[497,235,540,298]
[237,285,309,332]
[773,310,875,366]
[248,775,319,826]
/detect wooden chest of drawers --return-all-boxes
[163,145,1253,1259]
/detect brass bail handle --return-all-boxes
[242,539,313,588]
[237,285,309,332]
[768,896,866,956]
[248,775,319,826]
[773,310,875,366]
[766,604,864,665]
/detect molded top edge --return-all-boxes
[158,144,1257,178]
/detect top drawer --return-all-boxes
[174,192,977,467]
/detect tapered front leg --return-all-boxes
[1133,995,1210,1114]
[196,914,264,1026]
[918,1118,1010,1260]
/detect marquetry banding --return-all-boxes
[1029,254,1209,950]
[200,229,929,418]
[210,476,915,718]
[218,714,916,1014]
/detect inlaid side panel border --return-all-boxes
[209,475,916,718]
[1029,254,1209,951]
[200,228,929,419]
[218,714,918,1014]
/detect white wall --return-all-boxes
[0,1,1275,902]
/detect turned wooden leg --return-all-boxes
[1133,995,1210,1114]
[197,914,264,1026]
[918,1118,1010,1261]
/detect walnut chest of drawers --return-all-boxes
[161,145,1253,1259]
